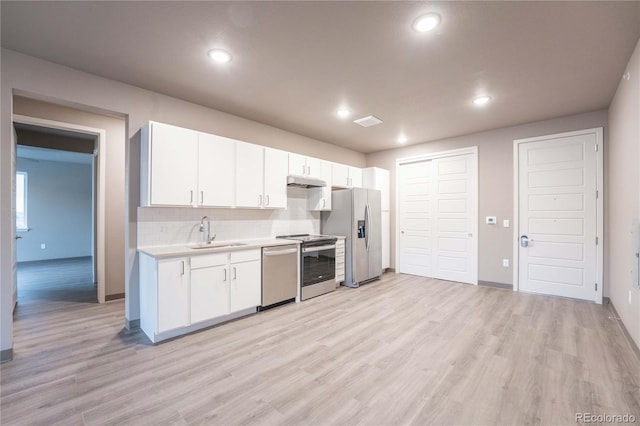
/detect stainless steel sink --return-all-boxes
[190,242,247,250]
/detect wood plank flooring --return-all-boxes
[1,272,639,425]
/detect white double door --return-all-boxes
[398,151,477,284]
[516,129,602,303]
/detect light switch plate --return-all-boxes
[503,219,510,228]
[486,216,497,225]
[503,259,509,267]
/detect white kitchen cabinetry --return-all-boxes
[139,248,262,343]
[190,254,229,324]
[198,133,235,207]
[335,237,345,285]
[142,122,199,206]
[332,163,362,188]
[236,142,287,209]
[363,167,390,270]
[289,153,323,180]
[157,257,189,332]
[141,122,235,207]
[308,160,333,211]
[229,251,262,312]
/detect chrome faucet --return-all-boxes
[199,216,216,244]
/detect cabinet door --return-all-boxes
[230,260,261,312]
[305,156,323,179]
[157,258,189,332]
[349,167,363,188]
[289,153,307,176]
[235,142,264,208]
[332,162,349,188]
[308,160,332,211]
[190,264,229,323]
[198,133,235,207]
[263,148,288,209]
[381,211,390,269]
[150,123,198,206]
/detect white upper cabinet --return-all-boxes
[363,167,390,211]
[143,122,199,206]
[289,153,323,180]
[331,162,362,188]
[235,141,265,208]
[264,148,288,209]
[142,122,235,207]
[198,133,235,207]
[236,142,287,209]
[309,160,333,211]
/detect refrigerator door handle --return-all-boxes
[365,203,370,251]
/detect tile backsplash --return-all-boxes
[137,187,320,247]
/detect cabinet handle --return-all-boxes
[233,267,237,280]
[307,165,311,175]
[266,195,270,206]
[259,194,263,206]
[302,164,306,175]
[200,191,204,204]
[180,261,185,276]
[223,268,227,282]
[323,198,326,208]
[190,190,194,204]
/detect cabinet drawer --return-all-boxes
[191,253,228,269]
[230,249,261,263]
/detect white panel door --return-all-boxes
[157,258,189,332]
[518,133,598,301]
[381,211,390,269]
[263,148,288,209]
[432,154,477,284]
[230,260,261,312]
[150,122,198,206]
[190,264,229,323]
[198,133,235,207]
[235,142,264,208]
[398,161,434,276]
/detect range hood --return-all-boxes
[287,175,327,188]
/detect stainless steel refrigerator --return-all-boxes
[321,188,382,287]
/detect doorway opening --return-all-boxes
[15,124,98,310]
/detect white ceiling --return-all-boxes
[2,1,639,153]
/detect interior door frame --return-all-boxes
[395,146,479,284]
[512,127,604,304]
[12,114,107,304]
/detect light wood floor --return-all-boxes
[1,272,639,425]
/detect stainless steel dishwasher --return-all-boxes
[261,244,298,309]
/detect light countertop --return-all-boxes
[138,238,301,259]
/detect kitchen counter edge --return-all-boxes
[138,238,301,259]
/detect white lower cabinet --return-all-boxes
[190,253,229,324]
[157,258,189,333]
[140,249,262,343]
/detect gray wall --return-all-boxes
[16,158,92,262]
[366,110,608,286]
[608,37,640,349]
[0,47,367,354]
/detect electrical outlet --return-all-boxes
[503,259,509,268]
[40,243,46,250]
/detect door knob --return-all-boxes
[15,235,22,240]
[401,230,405,234]
[520,235,529,247]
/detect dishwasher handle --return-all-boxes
[263,247,298,256]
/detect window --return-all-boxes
[16,171,27,230]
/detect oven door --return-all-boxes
[301,244,336,287]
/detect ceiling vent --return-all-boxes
[353,115,383,127]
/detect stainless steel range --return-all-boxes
[276,234,337,300]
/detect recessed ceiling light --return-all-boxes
[208,49,232,64]
[473,95,492,106]
[337,108,351,119]
[413,13,441,32]
[397,135,408,144]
